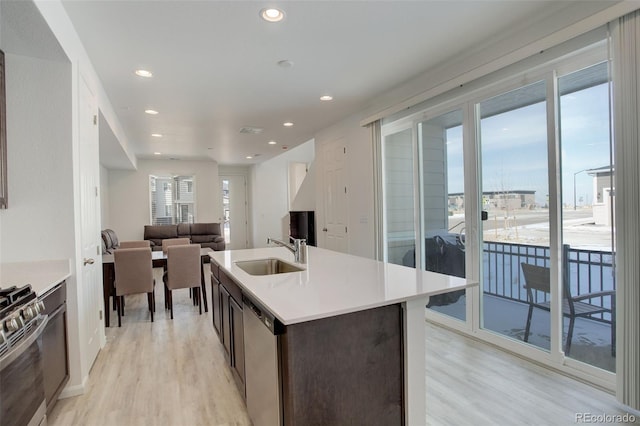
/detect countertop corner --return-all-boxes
[1,259,71,295]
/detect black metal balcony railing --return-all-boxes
[483,242,615,323]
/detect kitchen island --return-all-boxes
[209,246,475,426]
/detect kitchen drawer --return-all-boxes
[210,261,219,280]
[219,269,242,305]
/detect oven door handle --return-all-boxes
[0,315,49,370]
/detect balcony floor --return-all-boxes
[430,294,615,372]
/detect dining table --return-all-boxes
[102,247,212,327]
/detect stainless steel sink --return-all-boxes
[235,258,304,276]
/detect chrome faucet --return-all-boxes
[267,236,307,264]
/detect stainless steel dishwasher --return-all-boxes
[243,294,283,426]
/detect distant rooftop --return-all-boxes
[586,165,614,175]
[449,190,536,197]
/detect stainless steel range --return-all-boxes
[0,285,48,426]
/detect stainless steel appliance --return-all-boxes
[243,295,283,426]
[0,285,48,426]
[289,211,315,246]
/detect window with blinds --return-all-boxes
[149,174,196,225]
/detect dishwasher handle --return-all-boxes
[248,302,263,320]
[243,294,284,335]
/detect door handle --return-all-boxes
[84,258,95,266]
[322,228,328,232]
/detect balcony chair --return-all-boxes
[521,262,616,357]
[114,247,155,327]
[163,244,202,319]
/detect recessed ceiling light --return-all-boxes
[154,152,161,155]
[151,133,163,138]
[246,156,253,159]
[268,140,277,145]
[260,8,284,22]
[320,95,333,101]
[283,122,294,127]
[135,69,153,78]
[145,109,159,115]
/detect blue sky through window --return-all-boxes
[445,83,610,206]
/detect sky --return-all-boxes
[445,81,611,207]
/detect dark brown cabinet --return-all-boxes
[210,260,245,393]
[229,295,244,385]
[220,284,232,359]
[40,281,69,413]
[210,273,222,336]
[279,304,404,425]
[210,258,405,425]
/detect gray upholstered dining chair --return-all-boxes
[160,237,191,307]
[161,237,191,253]
[114,247,155,327]
[119,240,151,249]
[163,244,202,319]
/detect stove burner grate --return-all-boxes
[0,285,35,321]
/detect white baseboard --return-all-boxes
[58,374,88,399]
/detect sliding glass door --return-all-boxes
[418,109,467,321]
[558,62,615,372]
[477,80,551,351]
[382,125,416,266]
[379,38,615,379]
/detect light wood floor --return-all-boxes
[49,268,637,426]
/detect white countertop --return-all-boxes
[0,259,71,295]
[210,246,476,325]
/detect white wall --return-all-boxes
[288,162,309,210]
[107,159,221,240]
[251,140,315,248]
[100,164,110,228]
[0,54,74,264]
[315,114,375,259]
[291,162,316,211]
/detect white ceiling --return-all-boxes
[59,1,612,169]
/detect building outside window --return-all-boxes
[149,175,196,225]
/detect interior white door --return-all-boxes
[79,76,103,368]
[322,138,348,253]
[220,175,248,249]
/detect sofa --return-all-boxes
[101,229,120,254]
[143,223,226,252]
